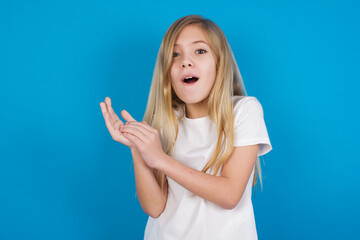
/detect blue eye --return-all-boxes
[173,52,179,58]
[196,49,207,54]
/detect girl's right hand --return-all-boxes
[99,97,137,148]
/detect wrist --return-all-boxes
[154,152,169,172]
[130,148,150,168]
[130,148,142,160]
[130,147,139,154]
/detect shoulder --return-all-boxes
[231,95,262,113]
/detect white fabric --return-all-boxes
[144,96,272,240]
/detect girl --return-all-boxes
[100,15,272,240]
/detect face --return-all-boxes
[170,24,217,106]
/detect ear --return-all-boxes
[121,110,137,122]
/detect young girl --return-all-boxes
[100,15,272,240]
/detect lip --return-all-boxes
[182,79,198,86]
[181,73,200,83]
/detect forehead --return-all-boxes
[174,24,208,47]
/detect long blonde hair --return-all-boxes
[142,15,263,195]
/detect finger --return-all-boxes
[100,102,110,120]
[103,110,117,136]
[122,124,152,137]
[101,100,115,126]
[105,97,122,124]
[100,102,113,124]
[114,119,122,133]
[101,100,121,131]
[122,132,142,148]
[127,121,157,134]
[120,125,148,142]
[103,112,129,143]
[121,110,137,122]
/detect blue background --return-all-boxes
[1,0,359,239]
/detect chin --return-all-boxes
[179,96,207,105]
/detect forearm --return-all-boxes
[118,121,252,210]
[131,148,167,217]
[157,153,235,209]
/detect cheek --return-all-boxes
[209,53,217,76]
[170,65,176,80]
[170,68,177,88]
[206,59,217,80]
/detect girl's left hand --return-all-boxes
[120,121,165,169]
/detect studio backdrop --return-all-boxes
[0,0,359,239]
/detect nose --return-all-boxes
[181,62,192,68]
[181,58,193,68]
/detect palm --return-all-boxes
[109,113,133,146]
[100,97,136,148]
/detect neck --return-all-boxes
[185,101,208,119]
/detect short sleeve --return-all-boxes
[233,96,272,156]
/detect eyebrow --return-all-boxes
[174,40,209,46]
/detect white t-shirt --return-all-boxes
[144,96,272,240]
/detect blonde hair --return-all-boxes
[142,15,263,195]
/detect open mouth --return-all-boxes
[183,76,199,84]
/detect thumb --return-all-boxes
[121,110,137,122]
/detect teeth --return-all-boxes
[185,76,194,79]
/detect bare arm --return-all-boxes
[99,97,167,217]
[131,148,168,218]
[156,145,259,209]
[120,121,259,210]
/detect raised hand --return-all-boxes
[99,97,137,148]
[119,121,166,169]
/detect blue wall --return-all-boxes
[1,0,359,239]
